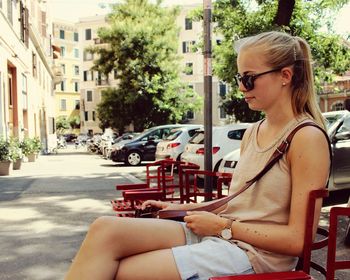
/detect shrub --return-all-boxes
[0,138,11,162]
[9,137,22,161]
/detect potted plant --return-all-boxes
[9,137,23,170]
[20,137,35,162]
[32,137,42,158]
[0,138,13,175]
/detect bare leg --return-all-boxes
[116,249,181,280]
[65,216,186,280]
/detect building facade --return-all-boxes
[0,0,60,151]
[52,19,81,135]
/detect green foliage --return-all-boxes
[20,137,41,156]
[0,138,11,162]
[89,0,201,131]
[56,116,70,133]
[211,0,350,122]
[68,115,80,129]
[9,137,22,161]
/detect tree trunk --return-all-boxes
[274,0,295,26]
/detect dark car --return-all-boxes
[110,124,187,165]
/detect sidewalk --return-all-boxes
[0,145,142,280]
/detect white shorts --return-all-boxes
[171,223,254,280]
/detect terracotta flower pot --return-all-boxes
[27,153,36,162]
[13,159,22,170]
[0,161,12,176]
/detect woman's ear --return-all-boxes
[281,67,293,85]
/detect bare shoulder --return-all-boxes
[288,124,330,166]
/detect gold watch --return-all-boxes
[220,218,234,240]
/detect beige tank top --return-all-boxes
[219,115,313,273]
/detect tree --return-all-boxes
[89,0,201,132]
[212,0,350,122]
[56,116,70,133]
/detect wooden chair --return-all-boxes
[326,206,350,279]
[209,189,329,280]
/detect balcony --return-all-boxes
[95,78,109,86]
[52,65,64,85]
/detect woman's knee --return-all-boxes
[87,216,124,245]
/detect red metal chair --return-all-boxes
[183,169,233,203]
[326,206,350,279]
[209,189,329,280]
[112,160,200,215]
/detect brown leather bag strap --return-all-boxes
[159,121,330,219]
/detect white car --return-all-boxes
[180,123,252,172]
[155,125,203,161]
[218,148,240,174]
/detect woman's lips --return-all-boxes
[244,96,254,102]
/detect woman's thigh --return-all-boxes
[117,248,181,280]
[89,216,186,258]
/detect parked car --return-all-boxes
[155,125,203,161]
[110,124,189,166]
[219,110,350,193]
[180,123,252,172]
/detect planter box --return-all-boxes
[13,159,22,170]
[0,161,12,176]
[27,154,36,162]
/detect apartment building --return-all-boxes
[0,0,60,151]
[76,15,119,135]
[52,19,81,135]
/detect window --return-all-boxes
[74,82,79,92]
[60,46,65,57]
[84,111,88,121]
[7,0,12,24]
[86,90,93,102]
[185,18,192,30]
[85,29,92,40]
[75,100,80,110]
[83,50,93,61]
[228,129,246,140]
[49,117,55,134]
[74,48,79,58]
[59,29,65,39]
[32,53,37,78]
[60,80,65,91]
[186,110,194,120]
[331,101,345,111]
[216,39,222,46]
[92,111,96,121]
[0,1,2,8]
[182,41,196,53]
[185,63,193,75]
[60,99,67,111]
[74,65,79,76]
[219,82,227,97]
[74,32,79,42]
[22,74,28,110]
[219,106,227,119]
[61,64,65,74]
[83,71,88,81]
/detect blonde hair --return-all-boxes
[235,31,326,129]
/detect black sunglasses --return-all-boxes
[234,68,282,91]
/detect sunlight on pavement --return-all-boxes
[56,198,110,213]
[0,207,42,221]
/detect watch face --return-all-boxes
[221,228,232,240]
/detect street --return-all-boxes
[0,145,349,280]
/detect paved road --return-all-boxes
[0,145,144,280]
[0,145,349,280]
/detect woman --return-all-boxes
[65,31,330,280]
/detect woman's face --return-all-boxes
[236,48,284,112]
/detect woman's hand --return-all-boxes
[184,211,226,236]
[141,200,182,210]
